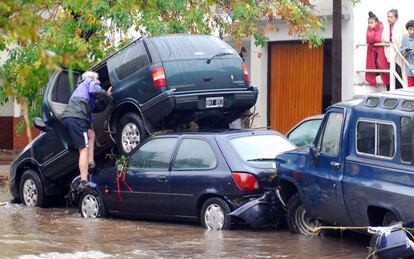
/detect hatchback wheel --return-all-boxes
[19,170,45,207]
[79,190,106,218]
[287,193,319,235]
[116,113,147,155]
[201,198,231,230]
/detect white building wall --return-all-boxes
[0,50,17,117]
[342,2,355,101]
[250,41,268,128]
[0,101,15,117]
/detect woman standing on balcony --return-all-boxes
[366,11,390,88]
[382,9,404,89]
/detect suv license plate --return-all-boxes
[206,97,224,108]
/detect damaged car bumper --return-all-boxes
[229,190,284,228]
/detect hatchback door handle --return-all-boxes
[330,161,341,169]
[157,175,168,182]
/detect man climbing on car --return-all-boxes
[62,71,112,191]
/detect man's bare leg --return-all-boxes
[79,148,89,181]
[87,129,95,167]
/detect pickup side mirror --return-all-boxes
[310,143,320,162]
[34,117,48,132]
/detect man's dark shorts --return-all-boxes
[63,117,90,149]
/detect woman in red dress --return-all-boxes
[366,11,390,87]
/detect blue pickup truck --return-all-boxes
[276,89,414,235]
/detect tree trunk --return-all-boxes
[19,98,33,143]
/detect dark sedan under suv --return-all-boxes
[10,34,258,207]
[71,129,296,230]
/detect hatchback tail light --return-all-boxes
[232,172,259,191]
[151,66,167,88]
[242,63,249,83]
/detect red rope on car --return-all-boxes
[116,156,133,202]
[116,173,122,202]
[122,171,133,192]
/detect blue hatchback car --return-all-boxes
[70,129,295,230]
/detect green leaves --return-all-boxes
[0,44,48,122]
[135,0,324,47]
[110,5,134,29]
[0,0,141,140]
[0,0,326,141]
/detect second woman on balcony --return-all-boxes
[366,11,390,88]
[382,9,404,89]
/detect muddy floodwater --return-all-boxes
[0,180,370,259]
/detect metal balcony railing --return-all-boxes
[355,42,411,90]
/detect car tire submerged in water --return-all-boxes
[287,193,319,235]
[19,169,45,207]
[116,112,147,155]
[79,190,106,218]
[200,197,231,230]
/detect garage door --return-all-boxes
[269,42,323,134]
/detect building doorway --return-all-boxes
[268,40,332,133]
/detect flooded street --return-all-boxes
[0,180,370,259]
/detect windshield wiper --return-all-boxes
[247,158,275,162]
[206,51,233,64]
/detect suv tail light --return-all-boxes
[151,66,167,88]
[232,172,259,191]
[242,63,249,83]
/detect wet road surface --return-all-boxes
[0,180,370,259]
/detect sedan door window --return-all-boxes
[128,138,177,170]
[173,139,217,170]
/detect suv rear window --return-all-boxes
[229,135,295,168]
[150,35,236,60]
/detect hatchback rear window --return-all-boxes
[150,35,237,60]
[229,135,295,168]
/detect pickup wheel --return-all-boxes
[287,193,319,235]
[116,113,147,155]
[19,169,45,207]
[382,211,398,226]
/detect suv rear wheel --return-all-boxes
[116,112,147,155]
[19,169,45,207]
